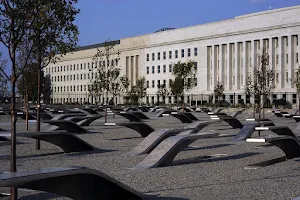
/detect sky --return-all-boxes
[1,0,300,65]
[74,0,300,47]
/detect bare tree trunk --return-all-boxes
[25,90,29,130]
[36,52,42,150]
[10,55,18,199]
[104,90,108,123]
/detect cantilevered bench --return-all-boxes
[0,132,96,153]
[182,112,199,121]
[127,111,149,120]
[170,113,194,123]
[232,120,275,141]
[106,122,155,137]
[51,113,86,121]
[65,115,103,126]
[155,109,176,117]
[127,120,220,156]
[134,131,219,169]
[43,120,95,134]
[117,112,142,122]
[0,167,144,200]
[247,135,300,159]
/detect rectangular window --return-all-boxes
[163,51,166,59]
[276,55,279,64]
[286,71,289,83]
[194,78,197,86]
[157,80,161,87]
[181,49,184,58]
[163,79,166,86]
[152,66,155,74]
[163,65,166,73]
[169,64,172,72]
[147,81,149,88]
[297,53,299,63]
[188,48,191,57]
[169,51,172,59]
[147,66,149,74]
[152,80,155,88]
[276,38,278,48]
[157,52,160,60]
[175,50,178,58]
[147,54,149,61]
[286,54,288,63]
[194,47,198,56]
[157,65,160,73]
[152,53,155,61]
[276,73,279,83]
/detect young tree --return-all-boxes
[156,84,169,105]
[293,67,300,114]
[92,39,121,122]
[17,64,39,130]
[0,1,39,198]
[214,81,224,107]
[244,48,275,121]
[170,61,196,109]
[135,77,147,106]
[30,0,79,150]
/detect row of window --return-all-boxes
[145,78,198,89]
[146,62,198,74]
[46,59,118,74]
[51,73,95,82]
[146,48,198,61]
[53,84,95,93]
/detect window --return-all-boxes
[286,71,289,83]
[163,65,166,73]
[80,85,83,91]
[188,48,191,57]
[181,49,184,57]
[147,81,149,88]
[152,53,155,61]
[157,80,161,87]
[233,75,235,85]
[276,73,279,83]
[169,51,172,59]
[152,80,155,88]
[152,66,155,74]
[297,53,299,63]
[275,38,278,48]
[163,51,166,59]
[276,55,279,64]
[157,65,160,73]
[286,54,288,63]
[80,74,82,80]
[194,78,197,86]
[194,48,198,56]
[84,74,86,80]
[163,79,166,86]
[175,50,178,58]
[84,85,86,91]
[147,54,149,61]
[169,64,172,72]
[157,52,160,60]
[147,66,149,74]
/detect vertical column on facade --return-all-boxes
[242,41,247,88]
[235,42,239,90]
[251,40,255,73]
[206,46,211,91]
[211,45,215,92]
[219,44,224,84]
[278,36,284,89]
[226,44,231,90]
[135,55,139,83]
[131,56,135,86]
[269,38,275,93]
[288,35,294,88]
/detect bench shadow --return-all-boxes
[173,152,260,166]
[184,143,233,151]
[110,136,142,140]
[66,148,116,157]
[17,192,189,200]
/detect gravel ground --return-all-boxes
[0,109,300,199]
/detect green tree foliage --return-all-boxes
[156,84,169,105]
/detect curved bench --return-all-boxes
[19,132,96,153]
[43,120,93,134]
[134,131,219,169]
[117,112,142,122]
[127,121,218,156]
[128,111,149,120]
[171,113,193,123]
[117,122,155,137]
[0,167,144,200]
[183,112,198,121]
